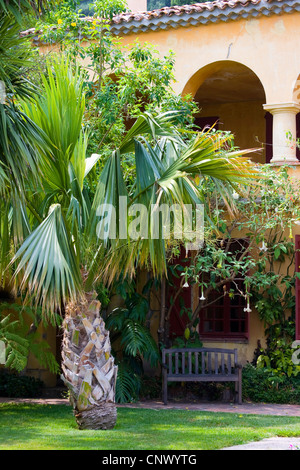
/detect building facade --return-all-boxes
[110,0,300,365]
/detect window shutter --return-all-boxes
[167,247,191,339]
[297,113,300,161]
[295,235,300,340]
[265,112,273,163]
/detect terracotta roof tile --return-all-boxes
[111,0,300,34]
[20,1,300,40]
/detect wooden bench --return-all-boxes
[162,347,242,405]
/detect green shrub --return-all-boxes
[0,371,44,398]
[242,363,300,404]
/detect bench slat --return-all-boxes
[188,352,192,374]
[195,352,199,375]
[162,347,242,405]
[228,354,232,375]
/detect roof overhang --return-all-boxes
[111,0,300,35]
[20,1,300,43]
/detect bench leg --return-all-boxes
[163,370,168,405]
[235,368,242,404]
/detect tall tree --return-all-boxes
[6,54,258,429]
[1,0,258,429]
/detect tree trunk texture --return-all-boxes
[61,291,118,430]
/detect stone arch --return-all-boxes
[182,61,267,163]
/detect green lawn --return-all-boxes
[0,403,300,450]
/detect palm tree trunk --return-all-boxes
[61,291,118,430]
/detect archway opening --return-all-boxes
[185,61,267,164]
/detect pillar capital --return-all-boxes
[263,102,300,115]
[263,102,300,165]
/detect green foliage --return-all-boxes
[105,284,160,402]
[171,329,203,349]
[0,14,48,198]
[147,0,212,9]
[114,359,142,403]
[12,204,83,316]
[181,165,300,329]
[37,0,198,162]
[255,320,300,379]
[0,370,44,398]
[0,314,29,372]
[242,363,300,404]
[0,302,60,374]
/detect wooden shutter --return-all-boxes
[295,235,300,340]
[167,247,191,339]
[297,113,300,161]
[265,112,273,163]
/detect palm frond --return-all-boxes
[11,203,83,316]
[21,55,86,195]
[0,0,56,18]
[90,125,259,284]
[115,361,141,404]
[0,102,46,194]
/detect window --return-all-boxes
[199,239,249,340]
[296,235,300,340]
[199,279,249,339]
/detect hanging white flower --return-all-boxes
[259,240,268,252]
[199,287,206,301]
[183,281,189,288]
[244,297,252,313]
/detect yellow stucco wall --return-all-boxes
[196,100,266,164]
[34,8,300,377]
[112,10,300,365]
[116,12,300,105]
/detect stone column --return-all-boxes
[263,102,300,165]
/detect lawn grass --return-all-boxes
[0,403,300,450]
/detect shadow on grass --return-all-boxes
[1,404,300,450]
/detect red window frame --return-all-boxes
[199,280,249,340]
[295,235,300,340]
[199,239,249,340]
[167,248,191,340]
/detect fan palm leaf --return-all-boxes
[11,204,82,317]
[88,127,258,285]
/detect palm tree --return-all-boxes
[6,52,258,429]
[0,0,56,17]
[0,7,53,294]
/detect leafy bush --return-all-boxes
[242,363,300,404]
[104,286,160,403]
[0,302,60,375]
[255,320,300,379]
[0,371,44,398]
